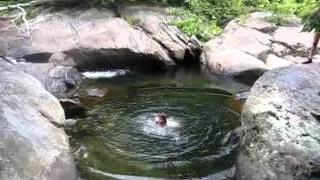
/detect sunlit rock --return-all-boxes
[237,64,320,180]
[0,8,189,72]
[203,49,269,84]
[0,71,76,180]
[265,54,292,69]
[205,27,272,59]
[119,5,202,64]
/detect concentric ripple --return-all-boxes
[69,73,243,179]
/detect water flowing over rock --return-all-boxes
[237,64,320,180]
[0,71,76,180]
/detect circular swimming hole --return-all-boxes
[69,85,242,179]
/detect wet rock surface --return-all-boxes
[237,64,320,180]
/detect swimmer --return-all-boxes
[154,113,167,125]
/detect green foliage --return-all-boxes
[169,11,222,41]
[167,0,318,41]
[1,0,319,40]
[302,8,320,32]
[243,0,270,9]
[242,0,318,26]
[266,0,295,25]
[168,0,243,41]
[124,15,137,26]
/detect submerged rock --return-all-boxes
[237,64,320,180]
[85,88,107,97]
[0,71,76,180]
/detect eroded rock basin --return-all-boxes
[66,69,245,179]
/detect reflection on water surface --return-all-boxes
[68,69,244,180]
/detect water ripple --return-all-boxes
[71,81,242,179]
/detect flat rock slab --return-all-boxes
[273,27,313,49]
[238,64,320,180]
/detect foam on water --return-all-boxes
[69,72,243,179]
[82,70,127,79]
[136,114,182,139]
[89,168,163,180]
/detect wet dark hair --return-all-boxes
[159,113,167,123]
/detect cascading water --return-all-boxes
[68,69,245,180]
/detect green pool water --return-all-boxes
[67,69,244,180]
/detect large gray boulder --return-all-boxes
[0,57,83,95]
[37,15,173,71]
[202,49,269,83]
[0,71,76,180]
[119,5,201,64]
[237,64,320,180]
[0,8,179,72]
[205,27,272,59]
[209,13,274,60]
[201,11,317,76]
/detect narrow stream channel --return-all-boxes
[67,69,246,180]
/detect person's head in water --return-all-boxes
[154,113,167,125]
